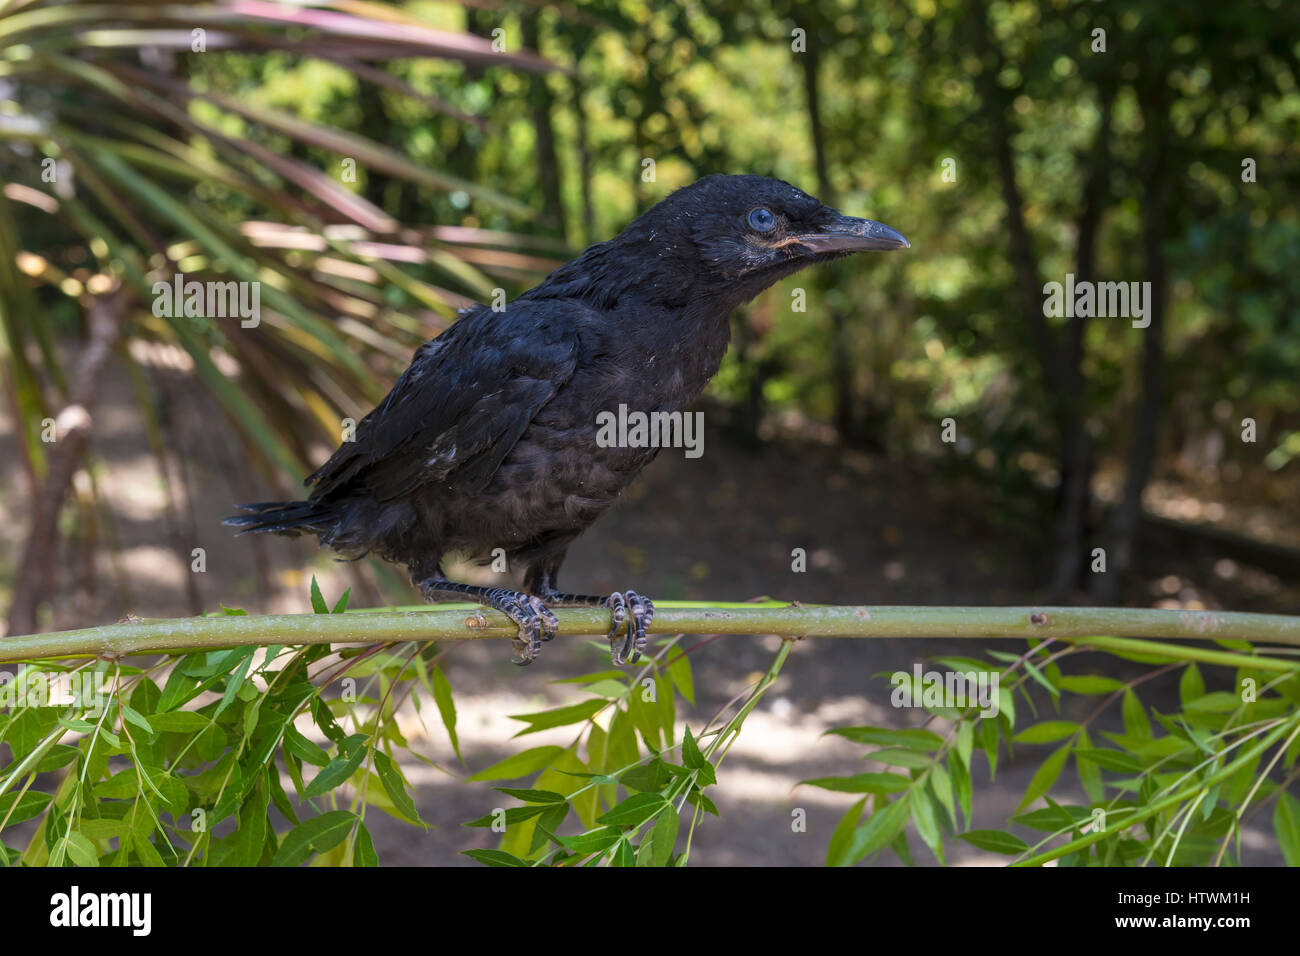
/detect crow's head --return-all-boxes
[636,174,908,294]
[533,174,908,310]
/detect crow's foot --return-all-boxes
[607,590,654,665]
[496,590,559,665]
[419,578,557,665]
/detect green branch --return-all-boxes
[3,603,1300,669]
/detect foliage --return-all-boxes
[0,0,557,485]
[0,580,432,866]
[1,582,1297,866]
[810,642,1300,867]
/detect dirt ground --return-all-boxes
[1,354,1294,865]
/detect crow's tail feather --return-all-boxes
[222,500,331,536]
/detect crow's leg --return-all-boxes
[524,563,654,666]
[418,576,558,666]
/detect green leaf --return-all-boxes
[353,821,379,867]
[272,811,356,866]
[63,832,100,868]
[1075,748,1143,772]
[1274,791,1300,867]
[283,726,331,767]
[148,711,212,732]
[557,827,622,856]
[680,725,716,785]
[626,678,663,750]
[463,805,550,829]
[430,665,462,763]
[1184,692,1243,713]
[214,648,255,718]
[267,764,299,826]
[997,686,1016,728]
[0,791,51,824]
[826,797,867,867]
[119,705,154,735]
[1020,656,1059,701]
[1075,728,1104,803]
[620,759,673,794]
[864,747,932,769]
[799,772,910,794]
[845,794,912,865]
[494,787,566,805]
[374,752,424,825]
[509,699,605,736]
[1017,743,1072,812]
[828,727,945,750]
[955,721,974,769]
[1014,721,1079,744]
[310,576,329,614]
[958,830,1028,855]
[1013,804,1092,832]
[598,793,668,828]
[649,809,679,867]
[462,848,528,867]
[666,647,695,705]
[132,833,165,867]
[78,819,128,842]
[1057,675,1125,695]
[981,717,999,778]
[1122,690,1151,740]
[612,839,635,867]
[304,734,367,798]
[929,764,957,828]
[331,588,351,614]
[1179,663,1206,705]
[948,751,972,825]
[94,770,139,799]
[685,789,719,817]
[911,787,943,861]
[682,724,708,771]
[467,746,564,782]
[237,782,270,866]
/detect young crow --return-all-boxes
[225,174,908,665]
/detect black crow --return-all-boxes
[225,174,909,665]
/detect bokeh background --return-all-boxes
[1,0,1298,864]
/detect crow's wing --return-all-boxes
[305,300,580,502]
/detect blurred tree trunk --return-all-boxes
[521,10,565,237]
[1049,83,1115,600]
[970,5,1121,601]
[356,71,415,219]
[798,34,861,444]
[445,9,499,191]
[571,65,596,245]
[1092,78,1172,603]
[7,286,131,635]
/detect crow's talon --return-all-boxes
[606,592,628,663]
[606,590,653,665]
[626,590,653,663]
[535,598,559,642]
[494,592,554,665]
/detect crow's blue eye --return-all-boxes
[747,207,776,232]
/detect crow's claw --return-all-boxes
[607,590,654,665]
[494,591,557,665]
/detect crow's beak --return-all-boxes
[795,214,911,254]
